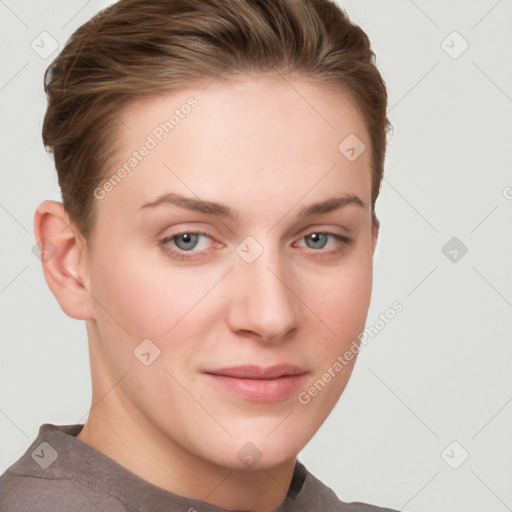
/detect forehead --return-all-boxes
[98,74,372,223]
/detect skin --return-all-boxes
[34,73,379,512]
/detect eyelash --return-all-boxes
[159,230,353,261]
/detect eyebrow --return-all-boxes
[139,192,365,219]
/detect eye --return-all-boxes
[159,231,216,260]
[297,231,352,253]
[172,232,206,251]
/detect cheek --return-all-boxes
[299,251,373,398]
[90,245,206,337]
[310,255,373,333]
[88,243,227,382]
[296,264,371,419]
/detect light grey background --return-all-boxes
[1,1,511,511]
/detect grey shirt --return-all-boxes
[0,423,399,511]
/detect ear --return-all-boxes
[33,200,94,321]
[371,213,380,256]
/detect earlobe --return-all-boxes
[33,200,94,321]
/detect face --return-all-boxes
[83,74,377,469]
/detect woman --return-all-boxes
[0,0,397,510]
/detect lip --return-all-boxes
[204,364,307,402]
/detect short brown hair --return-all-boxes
[42,0,390,244]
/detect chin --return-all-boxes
[200,426,309,471]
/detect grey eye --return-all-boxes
[305,233,328,249]
[174,233,200,251]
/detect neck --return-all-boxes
[77,403,296,511]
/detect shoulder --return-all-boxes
[292,461,400,512]
[0,423,130,512]
[0,469,128,512]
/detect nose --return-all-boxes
[226,242,300,344]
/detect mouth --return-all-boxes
[203,364,307,402]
